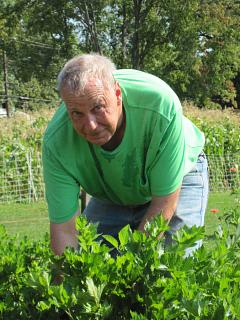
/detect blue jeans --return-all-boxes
[83,152,209,254]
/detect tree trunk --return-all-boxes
[131,0,141,69]
[3,50,10,117]
[120,2,127,67]
[83,1,102,54]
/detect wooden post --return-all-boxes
[3,50,10,117]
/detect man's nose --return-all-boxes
[85,114,98,131]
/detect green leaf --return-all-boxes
[86,277,106,306]
[118,224,131,247]
[173,225,204,249]
[59,285,69,304]
[37,301,50,311]
[102,234,119,249]
[130,311,148,319]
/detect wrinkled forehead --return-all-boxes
[60,75,115,96]
[85,78,106,92]
[86,77,116,94]
[60,79,112,106]
[68,78,108,94]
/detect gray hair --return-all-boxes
[57,53,116,95]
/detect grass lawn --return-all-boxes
[0,201,49,241]
[0,191,239,241]
[205,191,240,236]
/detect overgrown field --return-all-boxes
[1,103,240,154]
[0,104,239,203]
[184,104,240,155]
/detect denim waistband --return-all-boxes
[127,201,151,209]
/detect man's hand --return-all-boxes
[50,209,80,256]
[137,187,181,233]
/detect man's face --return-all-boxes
[60,80,122,146]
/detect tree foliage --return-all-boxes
[0,0,239,110]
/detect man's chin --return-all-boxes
[86,135,110,145]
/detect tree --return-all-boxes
[73,0,104,54]
[195,0,240,108]
[1,0,239,109]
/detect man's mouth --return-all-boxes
[88,132,103,138]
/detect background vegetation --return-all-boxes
[1,103,239,155]
[0,106,239,204]
[0,0,240,112]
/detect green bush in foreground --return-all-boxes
[0,210,240,320]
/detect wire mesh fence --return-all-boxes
[0,149,44,203]
[0,151,239,204]
[207,153,240,193]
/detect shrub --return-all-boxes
[0,211,240,319]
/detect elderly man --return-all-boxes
[42,53,209,256]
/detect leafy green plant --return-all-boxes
[0,209,240,319]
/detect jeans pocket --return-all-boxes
[189,164,198,174]
[189,162,202,174]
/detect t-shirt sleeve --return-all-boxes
[149,106,185,196]
[42,143,80,223]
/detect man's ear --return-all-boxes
[115,81,122,98]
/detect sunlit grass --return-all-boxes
[0,192,239,241]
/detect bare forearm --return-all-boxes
[138,187,181,232]
[137,205,173,232]
[50,226,78,256]
[50,210,80,256]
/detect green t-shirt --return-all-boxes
[42,69,204,223]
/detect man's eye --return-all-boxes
[72,111,82,117]
[94,105,103,111]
